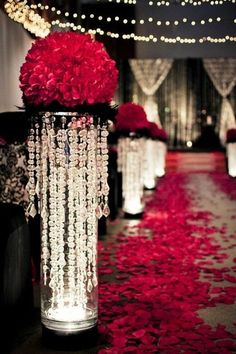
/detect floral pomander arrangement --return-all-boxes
[148,122,159,139]
[147,122,168,142]
[19,32,119,334]
[20,31,118,113]
[226,128,236,143]
[115,102,149,136]
[156,127,168,142]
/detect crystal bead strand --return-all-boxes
[140,138,146,195]
[153,140,158,177]
[125,138,133,201]
[123,138,129,204]
[41,115,49,285]
[27,121,36,218]
[55,117,67,305]
[100,124,110,217]
[76,117,88,308]
[136,140,142,199]
[35,120,41,207]
[47,114,59,307]
[95,120,103,219]
[120,138,127,199]
[86,118,97,292]
[117,138,122,173]
[67,119,78,306]
[130,139,137,203]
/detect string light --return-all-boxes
[28,2,233,29]
[4,0,236,44]
[4,0,51,37]
[96,0,235,6]
[161,35,236,43]
[180,0,235,6]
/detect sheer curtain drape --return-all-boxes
[129,59,173,125]
[203,58,236,145]
[0,10,33,112]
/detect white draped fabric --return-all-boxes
[203,58,236,145]
[129,59,173,125]
[0,10,33,112]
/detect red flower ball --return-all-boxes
[115,102,149,133]
[148,122,159,139]
[148,122,168,142]
[226,128,236,143]
[19,32,118,108]
[156,127,168,142]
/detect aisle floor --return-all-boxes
[7,152,236,354]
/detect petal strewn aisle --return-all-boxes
[98,168,236,353]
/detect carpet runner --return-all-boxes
[166,152,226,173]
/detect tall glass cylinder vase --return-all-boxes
[155,140,167,177]
[117,135,145,217]
[227,142,236,177]
[27,112,110,334]
[144,139,156,190]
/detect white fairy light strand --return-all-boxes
[50,19,236,44]
[97,0,235,6]
[4,0,51,38]
[31,2,234,29]
[4,0,236,43]
[30,1,236,43]
[62,14,227,27]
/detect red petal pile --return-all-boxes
[98,173,236,353]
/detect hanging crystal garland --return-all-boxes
[155,140,167,177]
[118,135,145,216]
[143,138,157,190]
[226,142,236,177]
[27,111,110,333]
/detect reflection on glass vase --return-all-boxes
[27,112,110,334]
[117,135,145,217]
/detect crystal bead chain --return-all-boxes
[96,121,103,219]
[86,119,98,292]
[55,117,67,305]
[27,122,36,217]
[47,115,59,307]
[100,124,110,217]
[117,139,122,173]
[76,117,88,308]
[139,138,146,195]
[35,120,41,206]
[41,115,49,285]
[67,121,78,306]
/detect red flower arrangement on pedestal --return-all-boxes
[19,32,118,112]
[149,122,168,142]
[226,128,236,143]
[115,102,149,135]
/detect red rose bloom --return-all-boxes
[115,102,149,133]
[148,122,168,142]
[19,32,118,108]
[226,128,236,143]
[148,122,159,139]
[156,127,168,142]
